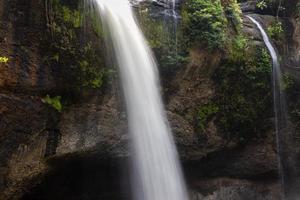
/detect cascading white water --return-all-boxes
[247,15,300,200]
[89,0,189,200]
[246,16,281,84]
[155,0,176,10]
[246,15,288,199]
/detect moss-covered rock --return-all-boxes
[214,45,272,140]
[182,0,228,50]
[43,0,108,92]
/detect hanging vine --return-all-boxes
[276,0,283,19]
[45,0,55,37]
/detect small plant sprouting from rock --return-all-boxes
[256,0,268,10]
[267,21,284,40]
[42,95,63,112]
[197,103,219,131]
[0,56,9,63]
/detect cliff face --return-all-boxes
[0,0,57,199]
[0,0,58,92]
[240,0,300,67]
[0,0,299,200]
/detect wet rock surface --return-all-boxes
[191,178,281,200]
[240,1,258,13]
[57,95,129,158]
[0,93,50,200]
[1,0,300,199]
[0,0,59,93]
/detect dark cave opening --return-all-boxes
[22,155,131,200]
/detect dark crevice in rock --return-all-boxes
[44,107,61,157]
[183,141,278,180]
[21,156,131,200]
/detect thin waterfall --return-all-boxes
[155,0,176,10]
[87,0,189,200]
[247,16,297,199]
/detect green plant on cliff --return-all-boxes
[136,8,166,49]
[197,103,219,131]
[223,0,243,32]
[44,0,107,90]
[214,46,273,139]
[267,21,284,40]
[228,34,248,61]
[0,56,9,63]
[61,6,82,28]
[256,0,286,17]
[79,44,104,89]
[282,73,295,91]
[137,5,188,77]
[256,0,268,10]
[43,95,63,112]
[182,0,227,50]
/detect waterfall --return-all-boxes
[88,0,189,200]
[155,0,176,10]
[246,16,297,199]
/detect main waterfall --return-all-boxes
[88,0,188,200]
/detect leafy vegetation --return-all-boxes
[228,34,248,62]
[214,46,273,139]
[256,0,268,10]
[182,0,243,50]
[181,0,274,139]
[197,103,219,131]
[195,43,273,139]
[182,0,227,50]
[267,21,284,40]
[43,95,63,112]
[0,56,9,63]
[44,0,108,91]
[256,0,287,17]
[61,6,82,28]
[223,0,243,32]
[282,73,295,91]
[137,5,188,79]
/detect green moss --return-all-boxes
[282,73,295,91]
[77,42,106,89]
[228,34,248,61]
[43,95,63,112]
[44,0,107,91]
[137,9,166,49]
[61,6,83,28]
[197,103,219,131]
[136,5,188,76]
[91,14,104,38]
[214,45,273,139]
